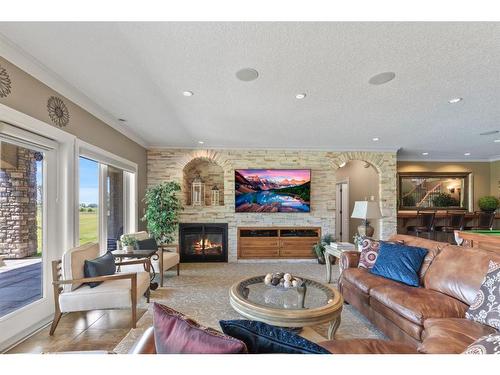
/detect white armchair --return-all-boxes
[50,243,150,335]
[119,231,180,287]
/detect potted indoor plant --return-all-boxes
[142,181,183,244]
[478,196,499,213]
[121,235,137,253]
[312,233,336,264]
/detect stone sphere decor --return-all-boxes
[263,272,303,289]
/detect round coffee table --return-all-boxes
[229,275,343,340]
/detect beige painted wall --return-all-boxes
[397,161,491,211]
[0,56,148,222]
[490,161,500,198]
[335,160,380,240]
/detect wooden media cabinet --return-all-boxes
[237,227,321,259]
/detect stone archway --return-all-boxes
[176,150,234,207]
[329,151,397,240]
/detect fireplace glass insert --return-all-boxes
[179,223,228,262]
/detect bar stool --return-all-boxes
[465,211,495,230]
[434,210,465,243]
[406,210,436,239]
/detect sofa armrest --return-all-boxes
[339,251,360,273]
[129,326,156,354]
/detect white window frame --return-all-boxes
[76,140,138,252]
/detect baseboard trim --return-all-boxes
[0,314,53,353]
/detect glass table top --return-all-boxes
[236,276,334,310]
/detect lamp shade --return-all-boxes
[351,201,382,220]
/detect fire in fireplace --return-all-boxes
[179,223,228,262]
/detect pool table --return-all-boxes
[455,230,500,253]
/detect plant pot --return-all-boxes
[123,245,135,253]
[317,256,326,265]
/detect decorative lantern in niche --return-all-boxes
[191,174,205,206]
[211,185,220,206]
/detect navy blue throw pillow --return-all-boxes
[83,251,116,288]
[136,238,158,250]
[219,320,331,354]
[370,242,427,287]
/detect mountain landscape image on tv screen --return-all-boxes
[235,169,311,212]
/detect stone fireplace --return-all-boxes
[179,223,228,262]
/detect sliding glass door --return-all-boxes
[0,120,63,350]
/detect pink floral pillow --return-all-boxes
[358,237,380,269]
[358,238,404,270]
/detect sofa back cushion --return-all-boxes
[62,243,100,292]
[389,234,445,282]
[424,245,500,305]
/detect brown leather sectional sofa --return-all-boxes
[339,234,499,353]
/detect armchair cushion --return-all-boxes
[59,271,150,313]
[62,243,100,292]
[84,251,116,288]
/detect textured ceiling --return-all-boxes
[1,22,500,160]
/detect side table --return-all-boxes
[324,243,357,283]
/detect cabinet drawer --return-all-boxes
[239,247,280,258]
[239,238,280,248]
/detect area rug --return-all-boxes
[114,262,385,353]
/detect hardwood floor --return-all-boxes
[6,308,147,353]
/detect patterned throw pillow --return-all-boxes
[463,332,500,354]
[358,237,381,269]
[465,260,500,330]
[358,238,404,270]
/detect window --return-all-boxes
[399,172,472,210]
[78,157,99,245]
[77,142,137,251]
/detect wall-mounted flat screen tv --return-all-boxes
[235,169,311,212]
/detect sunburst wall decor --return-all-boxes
[0,64,12,98]
[47,96,70,127]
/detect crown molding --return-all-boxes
[147,144,401,153]
[397,157,494,162]
[0,33,149,148]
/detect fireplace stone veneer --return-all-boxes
[179,223,228,262]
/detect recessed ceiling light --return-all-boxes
[372,137,379,142]
[422,152,429,156]
[339,162,346,168]
[368,72,396,85]
[118,118,126,122]
[183,91,194,97]
[464,152,471,156]
[494,139,500,143]
[236,68,259,82]
[448,97,463,104]
[198,141,204,144]
[295,93,306,99]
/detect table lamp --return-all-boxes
[351,201,382,237]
